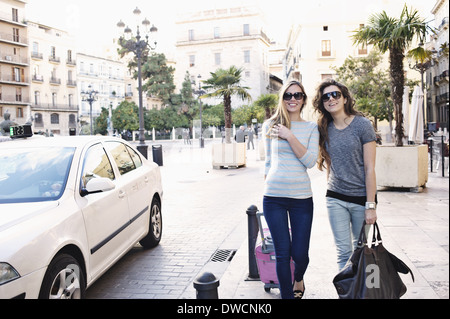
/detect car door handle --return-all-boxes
[118,190,126,198]
[144,176,149,183]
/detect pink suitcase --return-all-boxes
[255,212,295,292]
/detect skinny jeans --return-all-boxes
[263,196,313,299]
[326,197,366,270]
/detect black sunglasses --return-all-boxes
[283,92,305,101]
[321,91,342,102]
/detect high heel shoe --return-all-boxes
[293,281,305,299]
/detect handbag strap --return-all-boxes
[357,221,382,248]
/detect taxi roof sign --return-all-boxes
[10,124,33,139]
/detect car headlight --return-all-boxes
[0,263,20,285]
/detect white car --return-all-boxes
[0,131,162,299]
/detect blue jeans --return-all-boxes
[326,197,366,270]
[263,196,314,299]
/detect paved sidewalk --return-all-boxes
[160,138,448,300]
[132,138,448,301]
[216,145,449,299]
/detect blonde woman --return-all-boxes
[262,80,319,299]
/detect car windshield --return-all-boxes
[0,147,75,203]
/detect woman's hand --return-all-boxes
[365,209,377,224]
[271,124,293,140]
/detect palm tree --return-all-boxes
[254,93,278,120]
[352,5,431,146]
[202,66,251,143]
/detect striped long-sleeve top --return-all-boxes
[263,120,319,199]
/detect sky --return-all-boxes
[26,0,436,57]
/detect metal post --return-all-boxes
[136,30,148,159]
[430,138,434,173]
[193,272,219,299]
[441,135,445,177]
[246,205,260,280]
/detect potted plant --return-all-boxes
[352,5,433,190]
[202,66,251,168]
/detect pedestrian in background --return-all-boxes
[235,125,245,143]
[313,79,377,270]
[262,80,319,299]
[247,127,254,150]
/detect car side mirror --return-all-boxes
[81,177,115,197]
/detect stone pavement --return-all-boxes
[87,138,448,300]
[167,138,448,300]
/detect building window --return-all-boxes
[34,91,40,105]
[321,40,331,56]
[189,29,194,41]
[67,50,73,62]
[214,27,220,39]
[51,46,56,58]
[323,26,328,31]
[17,107,23,118]
[321,74,333,80]
[243,24,250,36]
[189,55,195,67]
[12,8,19,22]
[358,42,367,55]
[68,94,74,107]
[13,28,19,42]
[52,93,57,106]
[69,114,76,125]
[244,50,250,63]
[35,113,43,127]
[16,88,22,102]
[51,113,59,124]
[215,53,221,65]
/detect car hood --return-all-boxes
[0,202,59,232]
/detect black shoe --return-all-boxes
[293,281,305,299]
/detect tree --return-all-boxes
[333,50,392,129]
[202,66,252,143]
[253,93,278,120]
[352,5,432,146]
[112,101,139,133]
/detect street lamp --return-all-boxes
[117,7,158,158]
[81,84,98,135]
[192,74,206,148]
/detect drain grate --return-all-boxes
[210,249,237,262]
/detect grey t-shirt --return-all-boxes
[326,115,376,197]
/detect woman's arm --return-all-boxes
[363,140,377,224]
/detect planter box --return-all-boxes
[212,143,246,169]
[375,144,428,191]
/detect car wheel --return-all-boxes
[139,197,162,248]
[39,254,85,299]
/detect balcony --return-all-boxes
[66,59,76,66]
[0,74,29,85]
[49,77,61,85]
[0,94,30,105]
[32,74,44,83]
[31,103,79,112]
[434,69,449,86]
[48,56,61,64]
[66,80,77,87]
[31,51,43,60]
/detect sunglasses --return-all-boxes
[321,91,342,102]
[283,92,305,101]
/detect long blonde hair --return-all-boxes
[266,80,307,138]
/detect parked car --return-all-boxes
[0,129,162,299]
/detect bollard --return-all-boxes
[246,205,260,280]
[193,272,220,299]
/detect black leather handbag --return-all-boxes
[333,222,414,299]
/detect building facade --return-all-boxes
[28,21,78,135]
[174,5,271,107]
[76,52,126,134]
[426,0,449,132]
[0,0,29,125]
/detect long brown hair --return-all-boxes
[266,80,307,137]
[312,79,362,171]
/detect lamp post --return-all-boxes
[192,74,205,148]
[117,7,158,158]
[81,84,98,135]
